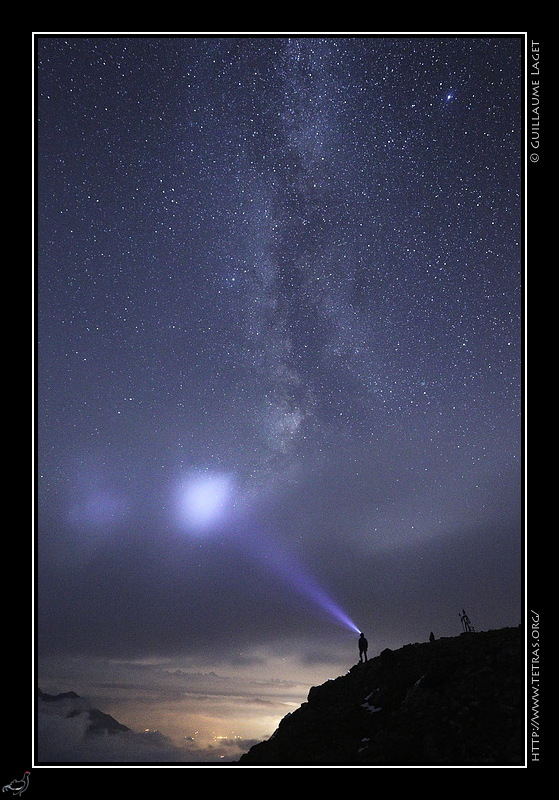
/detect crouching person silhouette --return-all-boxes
[358,632,368,662]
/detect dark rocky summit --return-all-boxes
[237,626,524,766]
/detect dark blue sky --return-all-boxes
[36,35,523,761]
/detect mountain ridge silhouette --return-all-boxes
[236,625,524,766]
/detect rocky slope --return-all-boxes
[237,626,524,766]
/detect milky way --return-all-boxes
[36,35,523,759]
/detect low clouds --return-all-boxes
[37,694,190,763]
[37,705,234,763]
[37,657,317,763]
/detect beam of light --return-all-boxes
[286,564,362,634]
[247,532,361,635]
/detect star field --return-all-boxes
[36,35,523,761]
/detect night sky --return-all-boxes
[36,35,523,763]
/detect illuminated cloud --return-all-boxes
[174,472,235,534]
[67,488,130,531]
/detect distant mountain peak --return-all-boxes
[38,689,81,702]
[37,688,130,737]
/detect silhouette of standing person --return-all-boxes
[358,632,368,662]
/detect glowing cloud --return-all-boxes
[174,472,234,534]
[67,488,129,530]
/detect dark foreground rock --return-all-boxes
[237,626,524,766]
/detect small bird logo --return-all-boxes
[2,773,30,797]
